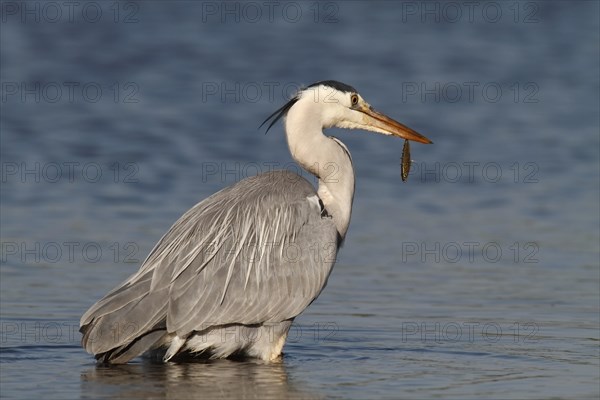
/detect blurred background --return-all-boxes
[1,1,598,399]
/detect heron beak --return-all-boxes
[357,103,432,144]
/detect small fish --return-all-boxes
[401,139,411,182]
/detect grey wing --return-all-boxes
[80,171,339,360]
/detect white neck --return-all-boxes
[284,99,355,239]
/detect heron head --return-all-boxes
[309,81,432,144]
[262,80,432,144]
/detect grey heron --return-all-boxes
[80,80,432,364]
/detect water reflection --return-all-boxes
[80,358,321,400]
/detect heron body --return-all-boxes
[80,81,432,363]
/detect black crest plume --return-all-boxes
[259,96,300,134]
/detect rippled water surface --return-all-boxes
[1,1,599,399]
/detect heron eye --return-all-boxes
[350,94,358,106]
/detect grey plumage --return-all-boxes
[80,171,338,363]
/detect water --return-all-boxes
[1,1,599,399]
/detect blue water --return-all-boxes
[1,1,599,399]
